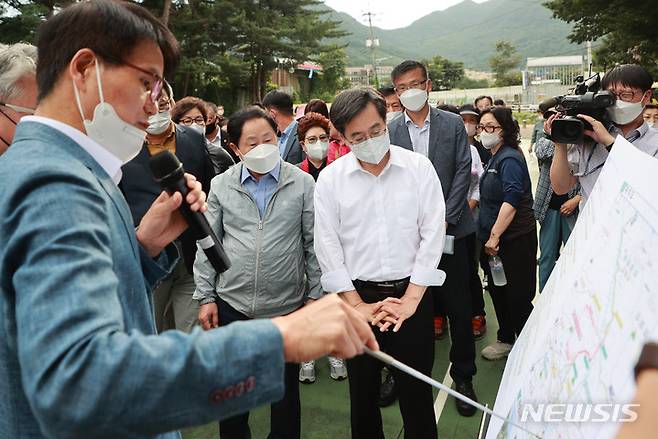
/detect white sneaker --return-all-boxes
[328,356,347,380]
[481,341,513,360]
[299,360,316,383]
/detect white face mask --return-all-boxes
[647,121,656,129]
[479,132,501,150]
[399,88,428,112]
[189,123,206,136]
[146,110,171,135]
[464,123,477,137]
[607,99,645,125]
[73,60,146,164]
[241,143,280,174]
[386,111,402,122]
[305,140,329,161]
[350,131,390,165]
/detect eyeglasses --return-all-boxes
[394,79,428,93]
[608,89,644,103]
[157,97,171,112]
[179,116,205,126]
[476,124,502,133]
[348,127,387,144]
[0,102,35,115]
[305,134,329,143]
[104,57,164,104]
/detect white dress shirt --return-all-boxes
[468,144,484,202]
[20,115,124,184]
[314,145,446,293]
[404,109,431,157]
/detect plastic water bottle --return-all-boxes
[488,255,507,286]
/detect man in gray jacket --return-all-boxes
[194,107,321,439]
[388,60,478,417]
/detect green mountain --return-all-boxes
[326,0,584,71]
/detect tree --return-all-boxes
[313,44,350,102]
[422,55,465,90]
[544,0,658,76]
[489,41,522,86]
[456,77,490,90]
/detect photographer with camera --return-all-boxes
[548,64,658,207]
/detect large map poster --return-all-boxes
[486,137,658,439]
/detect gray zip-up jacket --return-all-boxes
[193,160,323,318]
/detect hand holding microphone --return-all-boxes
[138,150,231,274]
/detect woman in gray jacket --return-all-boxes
[193,107,323,439]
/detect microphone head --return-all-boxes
[149,150,183,183]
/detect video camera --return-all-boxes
[539,73,615,144]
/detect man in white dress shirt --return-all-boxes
[314,87,446,439]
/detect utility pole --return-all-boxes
[363,11,380,88]
[586,40,593,76]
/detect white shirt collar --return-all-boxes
[207,128,221,145]
[404,108,431,128]
[20,115,124,184]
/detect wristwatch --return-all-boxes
[634,342,658,382]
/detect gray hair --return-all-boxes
[0,43,38,101]
[329,87,387,135]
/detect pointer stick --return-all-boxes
[364,347,543,439]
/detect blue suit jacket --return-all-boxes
[0,121,284,438]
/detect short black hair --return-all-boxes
[437,104,459,114]
[474,95,493,107]
[262,90,294,115]
[391,60,428,84]
[377,85,396,98]
[227,107,278,146]
[304,99,329,119]
[330,87,387,136]
[493,99,505,106]
[601,64,654,92]
[35,0,179,101]
[480,107,520,150]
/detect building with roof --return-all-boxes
[526,55,584,86]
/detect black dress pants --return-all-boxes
[466,232,486,316]
[216,298,301,439]
[485,231,537,344]
[431,236,477,384]
[347,284,437,439]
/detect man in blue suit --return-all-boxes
[0,2,377,438]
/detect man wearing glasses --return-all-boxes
[388,60,479,417]
[0,43,38,154]
[0,2,377,438]
[120,84,215,334]
[550,64,658,207]
[315,87,446,438]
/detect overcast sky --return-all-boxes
[323,0,490,30]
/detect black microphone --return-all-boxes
[149,150,231,274]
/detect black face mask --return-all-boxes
[205,119,218,136]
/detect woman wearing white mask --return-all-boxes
[193,107,322,439]
[477,107,537,362]
[296,112,331,181]
[171,96,209,136]
[293,111,349,385]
